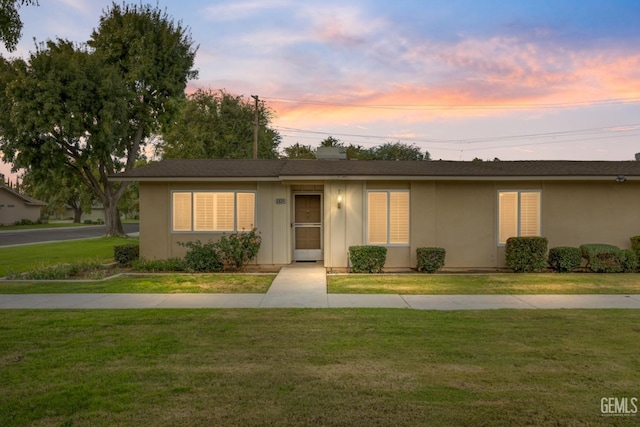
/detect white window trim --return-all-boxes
[497,190,541,246]
[366,190,410,246]
[171,190,257,233]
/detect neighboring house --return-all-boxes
[111,159,640,270]
[58,204,106,223]
[0,185,47,225]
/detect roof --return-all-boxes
[0,185,47,206]
[110,159,640,182]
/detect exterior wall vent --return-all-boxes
[316,146,347,160]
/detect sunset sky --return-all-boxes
[2,0,640,180]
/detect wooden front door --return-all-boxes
[293,194,323,261]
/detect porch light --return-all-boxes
[337,190,343,209]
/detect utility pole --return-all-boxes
[251,95,259,159]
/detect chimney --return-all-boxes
[635,153,640,161]
[316,146,347,160]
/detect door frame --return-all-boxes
[292,192,324,261]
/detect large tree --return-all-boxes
[160,89,281,159]
[21,166,95,223]
[282,143,316,159]
[361,141,430,160]
[0,3,197,235]
[0,0,37,51]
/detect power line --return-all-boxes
[275,123,640,146]
[265,96,640,111]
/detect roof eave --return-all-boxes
[110,175,640,182]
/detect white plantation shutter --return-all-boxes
[176,191,256,233]
[368,191,410,245]
[499,192,518,244]
[389,192,409,244]
[236,193,256,231]
[368,192,388,244]
[193,193,215,231]
[498,191,541,244]
[214,193,235,231]
[193,192,235,231]
[519,192,540,237]
[172,192,192,231]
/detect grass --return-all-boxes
[328,273,640,294]
[0,274,275,294]
[0,309,638,426]
[0,237,137,277]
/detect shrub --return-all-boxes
[349,246,387,273]
[14,219,39,226]
[114,244,140,267]
[84,219,93,224]
[620,249,638,273]
[579,244,637,273]
[131,258,187,272]
[547,247,582,273]
[416,247,446,273]
[580,244,622,273]
[179,240,223,272]
[216,229,262,271]
[590,251,623,273]
[631,236,640,267]
[8,260,105,280]
[505,236,548,272]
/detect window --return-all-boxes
[172,191,256,232]
[498,191,540,244]
[367,191,409,245]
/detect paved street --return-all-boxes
[0,223,139,246]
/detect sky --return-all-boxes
[2,0,640,180]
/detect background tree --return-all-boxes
[282,143,316,159]
[361,141,430,160]
[21,166,95,223]
[0,0,37,51]
[0,3,197,236]
[160,89,280,159]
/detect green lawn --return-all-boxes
[0,273,275,294]
[0,237,137,277]
[0,309,637,426]
[328,273,640,294]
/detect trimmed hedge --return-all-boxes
[547,247,582,273]
[631,236,640,266]
[505,236,548,272]
[621,249,638,273]
[349,246,387,273]
[580,244,620,273]
[579,244,637,273]
[416,247,446,273]
[114,244,140,266]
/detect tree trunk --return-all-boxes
[104,201,125,236]
[73,207,83,223]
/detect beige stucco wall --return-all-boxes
[139,178,640,270]
[542,181,640,250]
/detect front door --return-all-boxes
[293,194,323,261]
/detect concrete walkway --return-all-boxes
[1,262,640,310]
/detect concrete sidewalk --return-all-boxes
[1,293,639,310]
[1,262,640,309]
